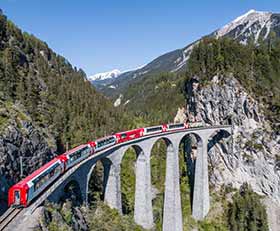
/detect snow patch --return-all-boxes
[124,100,130,105]
[114,94,123,107]
[216,9,272,42]
[39,50,45,57]
[122,64,147,73]
[264,20,272,40]
[88,69,122,82]
[171,43,197,73]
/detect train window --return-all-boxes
[14,190,20,204]
[168,123,184,129]
[146,126,162,133]
[70,150,81,162]
[96,137,115,148]
[50,168,55,178]
[121,134,127,139]
[33,163,61,192]
[82,147,90,155]
[68,147,90,163]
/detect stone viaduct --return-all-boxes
[13,125,232,231]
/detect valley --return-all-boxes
[0,7,279,231]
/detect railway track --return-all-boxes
[0,208,22,231]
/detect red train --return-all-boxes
[8,122,202,208]
[8,144,92,207]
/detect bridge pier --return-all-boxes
[163,143,183,231]
[79,175,88,204]
[86,163,96,206]
[103,160,122,213]
[192,138,210,220]
[19,125,232,230]
[134,150,154,229]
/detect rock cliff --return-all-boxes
[185,75,280,230]
[0,102,55,215]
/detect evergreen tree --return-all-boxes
[228,183,269,231]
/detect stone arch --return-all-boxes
[86,157,112,206]
[178,132,203,173]
[179,132,203,148]
[120,144,143,215]
[206,128,232,193]
[121,144,144,161]
[152,136,174,154]
[148,137,172,227]
[63,179,83,205]
[177,132,203,212]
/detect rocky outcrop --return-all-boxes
[0,103,55,215]
[174,107,187,123]
[185,75,280,230]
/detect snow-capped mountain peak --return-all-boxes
[92,10,280,96]
[216,9,272,42]
[88,69,122,82]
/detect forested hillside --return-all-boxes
[120,72,185,125]
[119,36,280,128]
[0,10,131,214]
[0,11,131,147]
[186,37,280,126]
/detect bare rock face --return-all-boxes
[263,198,280,231]
[185,75,280,228]
[174,107,187,123]
[0,105,55,215]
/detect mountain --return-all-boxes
[34,37,280,231]
[96,9,280,98]
[1,8,279,231]
[88,69,122,88]
[108,35,280,230]
[214,9,273,42]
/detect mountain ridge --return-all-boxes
[93,9,280,98]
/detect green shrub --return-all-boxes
[228,183,269,231]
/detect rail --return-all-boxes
[0,208,22,231]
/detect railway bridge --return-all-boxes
[2,125,232,231]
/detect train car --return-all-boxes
[91,135,117,152]
[61,143,93,170]
[166,122,189,131]
[189,121,204,128]
[143,125,165,135]
[115,128,144,143]
[8,157,65,207]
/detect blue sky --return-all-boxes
[1,0,280,76]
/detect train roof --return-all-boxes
[14,157,61,187]
[61,144,89,156]
[115,127,144,135]
[11,144,90,188]
[145,124,163,128]
[95,135,116,142]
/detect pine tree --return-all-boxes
[228,183,269,231]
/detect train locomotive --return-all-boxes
[8,121,203,208]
